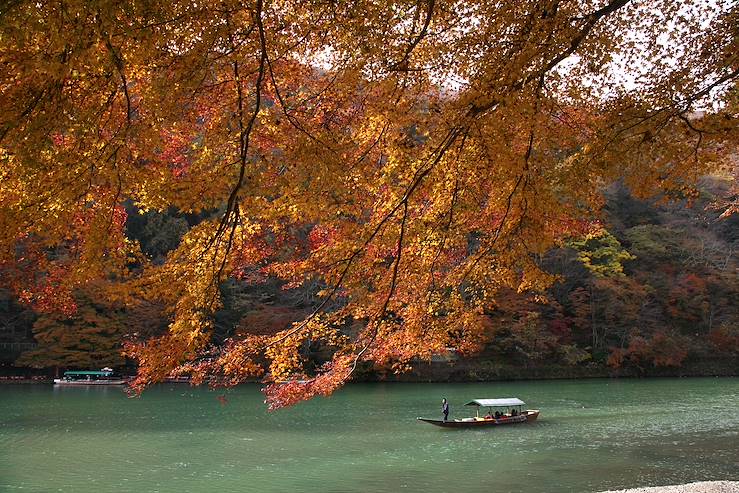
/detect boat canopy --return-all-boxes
[465,398,525,407]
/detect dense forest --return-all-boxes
[1,0,737,408]
[448,176,739,379]
[3,174,736,378]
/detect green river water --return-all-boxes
[1,378,737,493]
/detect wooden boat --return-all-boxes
[53,368,127,386]
[417,397,540,428]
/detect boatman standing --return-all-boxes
[442,398,449,421]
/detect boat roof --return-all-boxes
[465,398,526,407]
[63,370,113,376]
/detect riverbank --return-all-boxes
[364,354,739,382]
[0,376,50,384]
[3,354,737,383]
[600,481,739,492]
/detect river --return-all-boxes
[1,378,737,492]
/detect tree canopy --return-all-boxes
[1,0,737,408]
[15,288,127,370]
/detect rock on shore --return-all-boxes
[600,481,739,493]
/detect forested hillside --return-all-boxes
[464,177,738,378]
[1,0,737,406]
[4,174,736,377]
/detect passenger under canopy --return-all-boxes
[465,398,525,408]
[417,396,540,427]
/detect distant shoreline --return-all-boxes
[2,354,737,385]
[3,354,736,383]
[0,377,51,384]
[2,374,737,386]
[371,355,739,383]
[598,481,739,493]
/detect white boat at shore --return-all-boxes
[53,368,127,385]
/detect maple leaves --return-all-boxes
[568,228,635,278]
[263,354,354,410]
[1,0,738,407]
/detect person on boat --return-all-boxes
[494,411,501,419]
[441,398,449,421]
[511,408,518,416]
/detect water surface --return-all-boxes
[1,378,737,492]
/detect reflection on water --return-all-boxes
[1,378,737,493]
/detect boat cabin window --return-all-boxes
[62,371,115,381]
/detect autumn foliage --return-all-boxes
[1,0,737,407]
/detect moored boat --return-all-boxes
[53,368,127,385]
[417,397,540,428]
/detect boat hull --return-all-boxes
[53,379,127,385]
[418,410,539,428]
